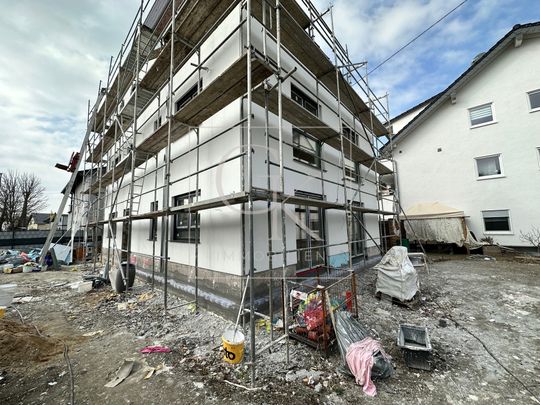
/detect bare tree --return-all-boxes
[17,172,47,228]
[0,171,22,231]
[520,226,540,255]
[0,171,47,230]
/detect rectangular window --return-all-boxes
[148,201,158,241]
[342,122,359,145]
[475,155,502,178]
[528,89,540,111]
[123,208,130,217]
[293,128,321,168]
[482,210,510,232]
[172,191,200,243]
[344,160,359,182]
[153,116,162,131]
[175,80,202,112]
[469,103,494,127]
[291,84,318,116]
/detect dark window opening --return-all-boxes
[291,84,318,116]
[172,190,200,243]
[153,116,162,131]
[148,201,158,241]
[482,210,510,232]
[293,128,321,168]
[344,161,359,182]
[295,191,325,272]
[175,80,202,112]
[342,122,359,145]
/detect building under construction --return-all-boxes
[59,0,398,324]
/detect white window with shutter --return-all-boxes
[482,209,511,232]
[475,154,503,179]
[528,89,540,111]
[468,103,494,127]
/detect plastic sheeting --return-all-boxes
[374,246,418,301]
[334,311,393,380]
[405,217,467,246]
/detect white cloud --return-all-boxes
[0,0,135,211]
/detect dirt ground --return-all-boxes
[0,257,539,404]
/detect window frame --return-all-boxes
[527,89,540,112]
[148,201,158,241]
[482,209,512,234]
[344,160,360,183]
[342,121,359,146]
[291,84,319,117]
[292,128,321,168]
[468,102,496,128]
[171,190,200,243]
[474,153,504,180]
[175,80,202,113]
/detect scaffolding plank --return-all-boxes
[251,0,387,137]
[252,87,392,175]
[138,55,273,155]
[140,0,240,92]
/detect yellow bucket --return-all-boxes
[222,329,245,364]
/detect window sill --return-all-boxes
[483,231,513,235]
[530,107,540,113]
[470,121,498,129]
[477,174,505,181]
[293,158,321,170]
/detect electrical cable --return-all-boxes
[369,0,468,75]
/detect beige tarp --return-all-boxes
[404,202,465,219]
[403,202,480,247]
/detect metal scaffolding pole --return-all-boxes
[329,7,354,272]
[246,0,256,387]
[161,0,176,313]
[276,0,290,366]
[125,0,144,288]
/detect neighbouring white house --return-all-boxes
[388,22,540,249]
[69,0,391,315]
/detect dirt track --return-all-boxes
[0,257,539,404]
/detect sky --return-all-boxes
[0,0,539,212]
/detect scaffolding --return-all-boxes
[52,0,404,387]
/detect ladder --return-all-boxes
[39,91,105,265]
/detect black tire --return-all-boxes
[114,263,136,293]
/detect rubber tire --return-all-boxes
[114,263,136,293]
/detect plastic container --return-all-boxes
[397,324,432,371]
[0,284,17,307]
[222,329,245,364]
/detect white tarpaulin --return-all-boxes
[403,202,471,247]
[374,246,418,301]
[404,218,467,246]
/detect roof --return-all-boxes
[389,21,540,147]
[404,202,465,219]
[30,213,53,225]
[389,92,442,124]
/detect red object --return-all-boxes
[346,291,353,311]
[139,345,171,354]
[304,306,324,331]
[67,152,80,172]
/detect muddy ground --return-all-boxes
[0,257,539,404]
